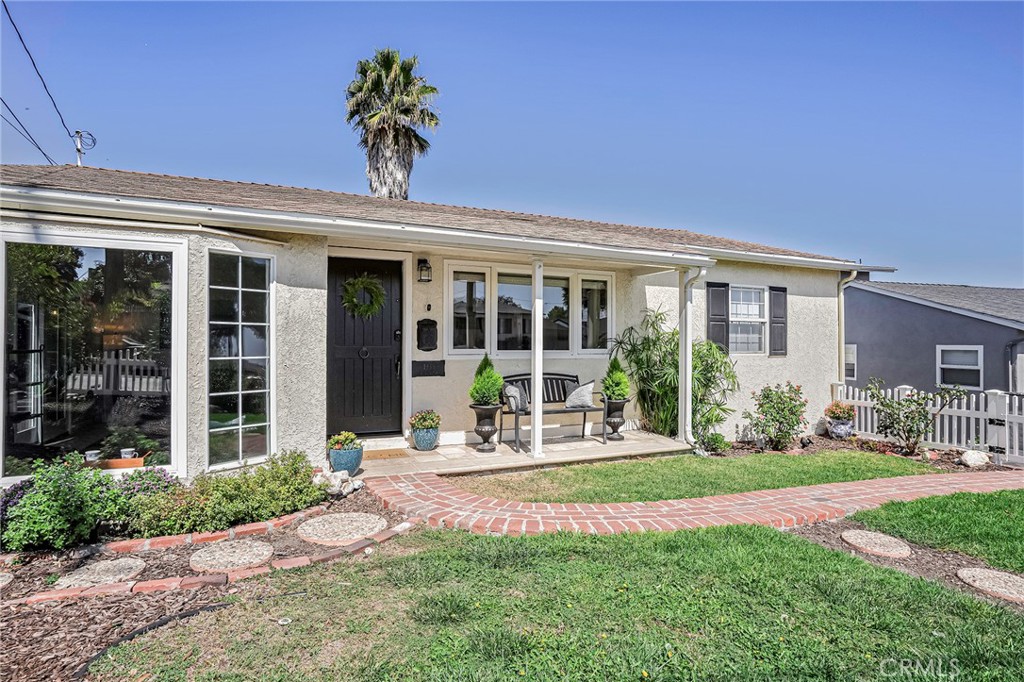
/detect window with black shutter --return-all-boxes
[706,282,730,351]
[768,286,787,356]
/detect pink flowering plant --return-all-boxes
[409,409,441,430]
[743,382,809,451]
[824,401,856,422]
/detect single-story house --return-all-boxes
[1,164,891,481]
[844,280,1024,394]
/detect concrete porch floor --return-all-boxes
[358,430,688,478]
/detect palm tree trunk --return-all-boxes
[367,140,414,200]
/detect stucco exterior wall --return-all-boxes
[625,262,842,438]
[845,286,1023,393]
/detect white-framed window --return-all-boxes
[844,344,857,381]
[728,286,767,354]
[936,345,983,391]
[207,251,274,468]
[444,262,613,357]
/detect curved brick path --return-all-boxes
[366,470,1024,536]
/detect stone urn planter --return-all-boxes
[827,419,854,440]
[412,428,439,451]
[603,397,631,441]
[471,404,501,452]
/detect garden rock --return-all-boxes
[54,557,146,588]
[297,512,387,546]
[957,568,1024,604]
[315,470,351,495]
[840,530,912,559]
[189,539,275,573]
[0,572,12,590]
[958,450,990,468]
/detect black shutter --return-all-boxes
[706,282,730,351]
[769,286,787,356]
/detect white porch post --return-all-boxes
[531,258,545,458]
[677,267,705,450]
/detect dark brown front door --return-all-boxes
[327,258,403,435]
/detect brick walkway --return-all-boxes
[366,470,1024,536]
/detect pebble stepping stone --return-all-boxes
[189,539,274,573]
[54,557,146,589]
[957,568,1024,605]
[840,530,913,558]
[0,572,12,590]
[297,513,387,547]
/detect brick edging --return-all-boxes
[102,505,333,554]
[2,519,420,607]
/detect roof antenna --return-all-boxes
[74,130,95,166]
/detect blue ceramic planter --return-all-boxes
[328,446,363,474]
[412,428,439,451]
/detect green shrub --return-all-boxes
[866,379,966,455]
[130,451,326,537]
[469,354,503,406]
[743,382,809,451]
[702,433,731,454]
[102,467,182,525]
[601,357,630,401]
[1,456,115,551]
[692,340,739,451]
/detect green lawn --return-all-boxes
[455,450,937,503]
[853,490,1024,574]
[90,527,1024,681]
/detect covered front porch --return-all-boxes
[359,430,685,477]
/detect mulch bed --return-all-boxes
[0,490,406,601]
[713,435,1011,473]
[790,518,1024,613]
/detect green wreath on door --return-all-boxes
[341,273,387,319]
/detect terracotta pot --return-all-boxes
[471,404,501,452]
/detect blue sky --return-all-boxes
[2,2,1021,286]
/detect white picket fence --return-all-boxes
[832,383,1024,467]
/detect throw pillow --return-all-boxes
[564,380,595,409]
[504,384,526,412]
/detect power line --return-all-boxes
[1,96,56,164]
[2,0,74,138]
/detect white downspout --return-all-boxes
[678,266,707,452]
[837,270,859,383]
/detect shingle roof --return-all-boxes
[0,164,851,263]
[857,281,1024,326]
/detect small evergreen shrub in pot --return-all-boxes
[743,382,809,451]
[469,354,503,452]
[824,401,856,439]
[601,357,631,440]
[410,409,441,451]
[327,432,364,474]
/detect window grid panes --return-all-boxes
[208,253,270,466]
[581,279,609,350]
[496,273,533,351]
[937,346,982,390]
[729,287,766,354]
[844,344,857,380]
[452,271,486,350]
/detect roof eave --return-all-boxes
[1,185,714,269]
[682,245,895,273]
[846,281,1024,331]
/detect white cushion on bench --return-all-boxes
[564,380,596,409]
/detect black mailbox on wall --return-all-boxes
[416,319,438,352]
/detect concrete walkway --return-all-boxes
[365,470,1024,536]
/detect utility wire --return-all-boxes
[2,0,74,138]
[1,96,57,164]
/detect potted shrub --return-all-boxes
[824,401,856,439]
[409,409,441,451]
[327,431,363,474]
[601,357,631,440]
[469,354,503,452]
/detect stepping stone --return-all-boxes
[840,530,912,559]
[957,568,1024,604]
[297,513,387,547]
[189,539,274,573]
[0,572,12,590]
[54,557,146,589]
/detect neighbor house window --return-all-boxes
[446,264,613,356]
[844,344,857,380]
[936,345,983,391]
[4,241,174,477]
[451,270,486,351]
[728,286,766,353]
[580,278,609,350]
[208,253,271,467]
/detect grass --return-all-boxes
[454,450,936,503]
[89,526,1024,681]
[853,490,1024,573]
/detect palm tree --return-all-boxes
[345,48,439,200]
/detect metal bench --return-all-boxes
[499,372,607,453]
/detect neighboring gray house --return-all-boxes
[844,281,1024,394]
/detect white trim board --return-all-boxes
[846,282,1024,331]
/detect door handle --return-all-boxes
[394,329,402,341]
[395,355,402,379]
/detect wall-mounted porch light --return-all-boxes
[417,258,433,283]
